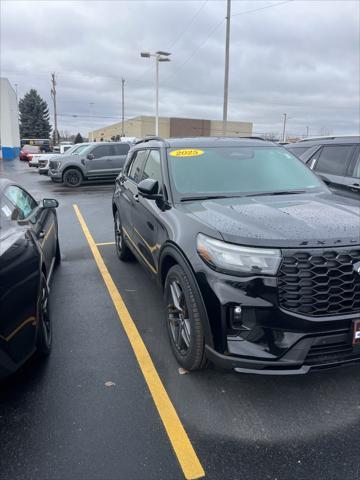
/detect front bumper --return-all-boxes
[194,258,360,375]
[48,169,62,180]
[206,331,360,375]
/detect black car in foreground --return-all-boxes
[112,137,360,375]
[285,136,360,200]
[0,178,60,378]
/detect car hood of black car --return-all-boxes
[179,192,360,248]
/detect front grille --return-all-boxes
[278,247,360,316]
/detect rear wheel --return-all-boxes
[55,238,61,266]
[114,210,133,261]
[36,274,52,356]
[63,168,83,187]
[164,264,207,371]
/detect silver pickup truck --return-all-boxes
[48,142,130,187]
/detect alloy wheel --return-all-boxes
[168,280,191,355]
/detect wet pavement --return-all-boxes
[1,159,360,480]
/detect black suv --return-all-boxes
[112,137,360,375]
[285,136,360,200]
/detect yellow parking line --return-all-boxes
[73,204,205,480]
[96,241,115,246]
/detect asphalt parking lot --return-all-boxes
[1,160,360,480]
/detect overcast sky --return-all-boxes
[1,0,359,138]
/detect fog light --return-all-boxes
[232,306,243,326]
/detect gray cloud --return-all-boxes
[1,0,359,138]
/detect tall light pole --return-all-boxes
[223,0,231,136]
[89,102,95,141]
[121,78,125,137]
[51,73,59,145]
[141,51,171,136]
[282,113,287,143]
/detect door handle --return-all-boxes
[38,230,45,239]
[133,194,139,202]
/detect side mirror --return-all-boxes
[87,153,95,160]
[138,178,161,199]
[42,198,59,209]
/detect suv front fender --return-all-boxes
[159,242,214,349]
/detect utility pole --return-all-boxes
[306,125,309,137]
[121,78,125,138]
[282,113,287,142]
[222,0,231,136]
[50,73,59,145]
[155,57,159,136]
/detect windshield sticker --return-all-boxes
[1,205,12,218]
[170,149,204,157]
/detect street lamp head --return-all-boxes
[141,52,151,58]
[158,58,170,62]
[156,51,171,56]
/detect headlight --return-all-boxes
[197,233,281,275]
[51,161,61,169]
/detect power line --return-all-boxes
[162,18,225,86]
[168,0,209,50]
[232,0,294,18]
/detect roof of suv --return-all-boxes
[288,136,360,148]
[134,136,276,148]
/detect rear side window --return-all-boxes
[314,145,354,176]
[112,144,130,155]
[128,150,148,183]
[92,145,112,158]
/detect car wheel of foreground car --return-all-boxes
[165,264,207,371]
[63,168,83,187]
[36,274,52,356]
[114,211,133,261]
[55,238,61,266]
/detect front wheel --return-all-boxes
[36,274,52,355]
[164,264,207,371]
[114,211,133,261]
[63,168,83,187]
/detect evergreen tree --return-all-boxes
[52,128,61,144]
[19,89,52,138]
[74,133,84,144]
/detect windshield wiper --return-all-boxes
[180,195,234,202]
[244,189,307,197]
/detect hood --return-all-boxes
[0,224,24,257]
[179,192,360,248]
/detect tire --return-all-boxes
[114,210,133,261]
[63,168,83,187]
[55,238,61,266]
[36,274,52,356]
[164,264,207,371]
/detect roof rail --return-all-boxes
[239,136,265,141]
[135,136,165,145]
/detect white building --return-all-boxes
[0,78,20,160]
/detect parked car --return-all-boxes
[48,142,131,187]
[0,178,60,378]
[38,143,90,175]
[112,136,360,375]
[286,136,360,199]
[19,145,41,161]
[21,138,51,153]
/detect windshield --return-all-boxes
[71,144,89,155]
[167,146,323,199]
